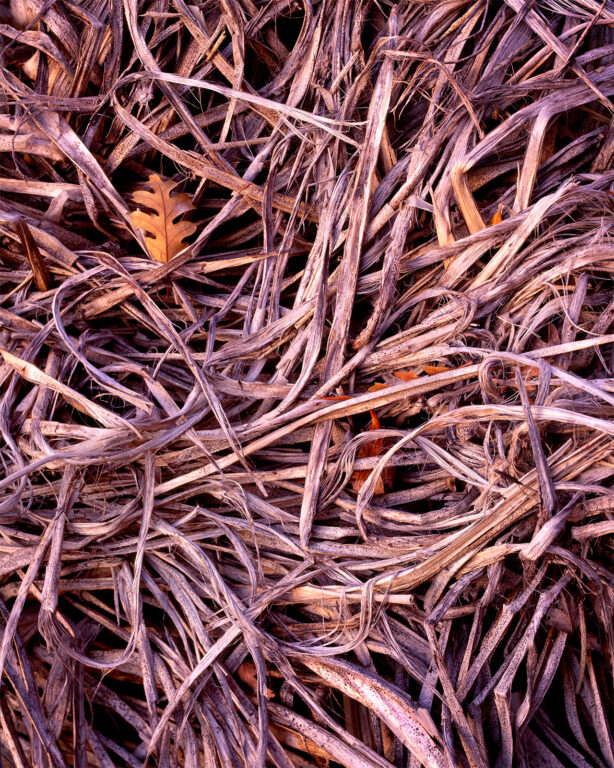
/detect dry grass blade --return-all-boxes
[12,217,51,291]
[0,0,613,766]
[302,656,445,768]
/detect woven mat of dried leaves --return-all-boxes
[1,1,614,766]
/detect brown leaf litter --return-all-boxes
[1,1,614,766]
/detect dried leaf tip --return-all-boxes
[14,218,51,291]
[130,174,197,263]
[489,202,504,226]
[368,410,380,430]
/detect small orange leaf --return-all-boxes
[316,395,351,401]
[393,370,420,381]
[130,174,197,263]
[367,382,389,392]
[423,365,452,375]
[489,203,503,226]
[351,410,390,495]
[358,412,383,458]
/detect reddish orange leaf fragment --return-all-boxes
[489,203,503,226]
[367,382,389,392]
[237,662,274,699]
[423,365,452,375]
[368,410,381,431]
[393,370,420,381]
[351,410,390,495]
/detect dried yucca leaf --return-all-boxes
[303,656,445,768]
[2,0,614,765]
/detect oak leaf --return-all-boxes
[130,174,197,263]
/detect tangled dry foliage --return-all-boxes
[1,0,614,766]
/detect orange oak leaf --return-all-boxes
[130,174,197,263]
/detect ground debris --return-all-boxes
[0,1,614,766]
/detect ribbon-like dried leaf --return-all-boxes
[130,174,197,263]
[302,656,445,768]
[0,348,135,432]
